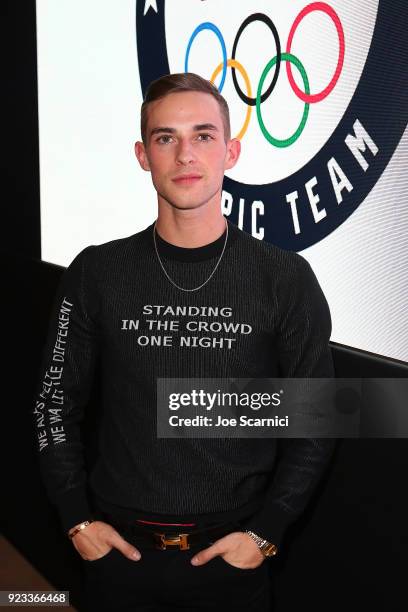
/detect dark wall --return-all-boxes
[4,0,41,260]
[3,2,408,611]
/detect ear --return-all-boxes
[134,141,151,171]
[224,137,241,171]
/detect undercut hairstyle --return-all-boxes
[140,72,231,144]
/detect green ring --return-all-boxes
[256,52,310,148]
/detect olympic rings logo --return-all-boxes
[184,2,345,148]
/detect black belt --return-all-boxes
[98,512,241,551]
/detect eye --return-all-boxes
[156,135,173,144]
[197,133,213,142]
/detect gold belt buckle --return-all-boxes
[153,532,190,550]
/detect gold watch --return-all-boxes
[245,530,278,557]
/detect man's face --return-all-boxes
[135,91,240,211]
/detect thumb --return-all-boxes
[113,535,141,561]
[191,543,221,566]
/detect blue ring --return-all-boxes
[184,22,227,92]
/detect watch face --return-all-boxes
[263,543,278,556]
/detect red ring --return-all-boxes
[286,2,345,103]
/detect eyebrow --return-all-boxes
[194,123,219,132]
[150,123,219,137]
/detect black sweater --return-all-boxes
[32,218,336,546]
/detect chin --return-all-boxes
[170,200,207,211]
[160,190,213,210]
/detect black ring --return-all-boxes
[231,13,281,107]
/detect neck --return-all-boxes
[155,210,227,249]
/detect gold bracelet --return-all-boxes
[68,520,94,539]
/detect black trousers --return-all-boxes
[80,517,273,611]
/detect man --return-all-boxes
[33,72,336,611]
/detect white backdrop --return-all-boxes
[36,0,408,363]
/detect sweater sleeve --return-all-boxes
[32,246,99,534]
[240,255,337,548]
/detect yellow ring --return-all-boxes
[210,59,252,141]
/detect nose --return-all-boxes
[175,138,196,165]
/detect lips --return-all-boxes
[172,174,202,184]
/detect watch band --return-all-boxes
[245,530,278,557]
[68,519,94,539]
